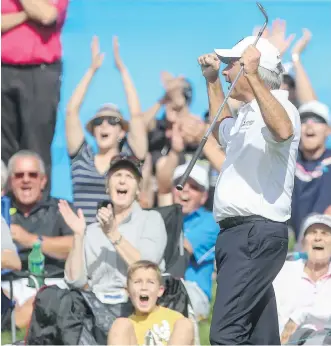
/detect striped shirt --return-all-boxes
[71,143,111,224]
[71,141,134,224]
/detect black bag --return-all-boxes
[158,276,190,318]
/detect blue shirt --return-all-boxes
[183,207,219,300]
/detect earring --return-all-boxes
[117,137,122,143]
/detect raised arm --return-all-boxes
[291,29,317,104]
[1,12,28,33]
[113,37,147,160]
[242,46,293,142]
[19,0,67,26]
[66,36,104,156]
[198,53,233,142]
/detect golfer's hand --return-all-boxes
[240,45,261,76]
[96,204,115,235]
[198,53,220,83]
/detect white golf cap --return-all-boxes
[299,100,330,125]
[214,36,283,74]
[298,213,331,245]
[173,163,209,191]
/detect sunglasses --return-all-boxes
[13,172,40,179]
[92,116,121,127]
[301,115,326,125]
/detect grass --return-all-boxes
[1,283,217,345]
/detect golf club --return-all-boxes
[176,2,268,191]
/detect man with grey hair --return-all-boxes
[1,150,73,328]
[198,36,301,344]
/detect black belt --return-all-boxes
[218,215,270,230]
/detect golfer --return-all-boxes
[198,37,301,345]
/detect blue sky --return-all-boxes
[52,0,331,200]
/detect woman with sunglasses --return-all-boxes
[66,36,147,224]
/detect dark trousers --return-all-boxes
[210,217,288,345]
[1,62,62,185]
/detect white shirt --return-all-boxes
[273,259,331,333]
[213,90,301,222]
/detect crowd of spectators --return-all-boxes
[1,1,331,344]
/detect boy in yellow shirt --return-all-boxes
[108,260,194,345]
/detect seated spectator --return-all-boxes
[66,36,147,224]
[60,155,167,325]
[1,150,73,328]
[157,161,219,321]
[291,101,331,237]
[108,260,194,345]
[273,214,331,343]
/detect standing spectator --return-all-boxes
[1,0,68,186]
[291,101,331,237]
[66,37,147,224]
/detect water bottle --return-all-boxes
[28,242,45,288]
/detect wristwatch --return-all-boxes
[292,53,300,63]
[112,235,122,246]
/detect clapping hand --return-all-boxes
[58,200,86,237]
[96,204,115,235]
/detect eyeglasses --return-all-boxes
[301,115,326,125]
[13,172,40,179]
[173,177,205,192]
[92,116,121,127]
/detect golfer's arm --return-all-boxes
[206,77,232,142]
[246,74,293,142]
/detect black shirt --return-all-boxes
[10,196,73,271]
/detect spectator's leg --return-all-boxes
[107,318,137,345]
[168,318,194,345]
[1,65,21,164]
[19,62,62,191]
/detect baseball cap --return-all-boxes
[299,101,330,125]
[173,163,209,191]
[107,154,143,178]
[214,36,283,74]
[298,213,331,244]
[86,103,129,135]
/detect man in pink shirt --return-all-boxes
[1,0,68,188]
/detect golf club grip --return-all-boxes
[176,137,207,190]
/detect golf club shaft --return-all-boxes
[176,2,268,191]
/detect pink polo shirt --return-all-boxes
[1,0,68,65]
[273,259,331,333]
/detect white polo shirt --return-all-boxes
[273,259,331,333]
[213,90,301,222]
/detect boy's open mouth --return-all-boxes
[139,294,149,303]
